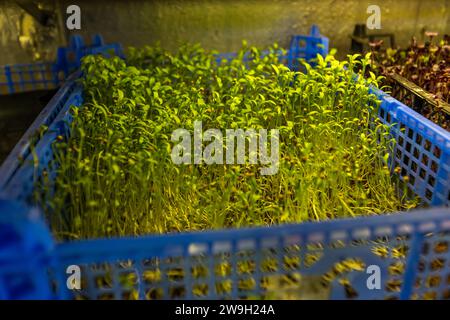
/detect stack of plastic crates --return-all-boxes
[0,26,449,300]
[0,34,123,96]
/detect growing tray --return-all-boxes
[0,26,449,300]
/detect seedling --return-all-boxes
[370,33,450,129]
[35,43,419,240]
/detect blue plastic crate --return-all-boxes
[215,25,328,69]
[0,27,449,300]
[50,206,450,300]
[287,24,329,70]
[0,200,54,300]
[0,199,448,300]
[371,87,450,206]
[0,62,62,95]
[55,34,124,77]
[0,34,123,96]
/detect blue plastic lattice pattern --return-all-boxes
[0,62,62,95]
[48,207,449,300]
[372,87,450,206]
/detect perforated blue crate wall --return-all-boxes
[410,231,450,299]
[56,34,124,75]
[0,63,63,95]
[51,208,450,300]
[0,200,54,299]
[372,87,450,206]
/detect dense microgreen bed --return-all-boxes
[36,44,418,240]
[370,33,449,130]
